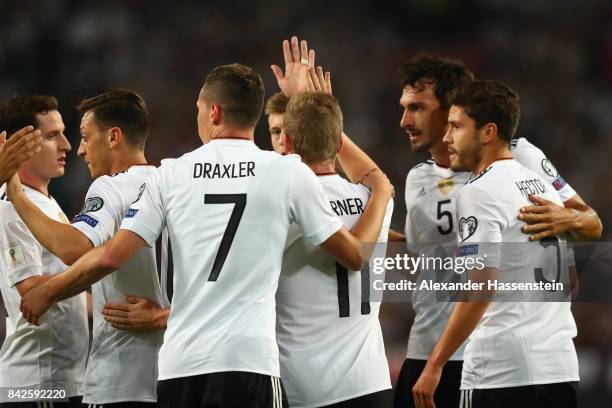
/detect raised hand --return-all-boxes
[0,126,42,184]
[309,66,332,94]
[271,36,316,97]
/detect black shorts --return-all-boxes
[82,402,156,407]
[393,359,462,408]
[460,382,578,408]
[157,371,288,408]
[0,397,82,408]
[321,389,393,408]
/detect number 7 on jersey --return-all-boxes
[204,194,247,281]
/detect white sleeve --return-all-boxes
[120,168,165,247]
[455,184,505,269]
[512,138,576,202]
[1,219,43,287]
[288,162,343,246]
[70,177,120,247]
[404,169,420,252]
[377,198,394,243]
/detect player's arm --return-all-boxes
[388,229,406,242]
[0,127,42,185]
[412,184,503,408]
[20,230,146,325]
[6,175,93,265]
[412,270,495,408]
[320,168,394,269]
[519,193,602,241]
[103,295,169,331]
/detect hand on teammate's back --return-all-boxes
[102,295,169,331]
[0,126,42,185]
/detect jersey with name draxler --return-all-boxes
[277,175,394,408]
[120,139,343,381]
[404,137,577,362]
[0,185,88,402]
[71,166,168,405]
[455,159,579,389]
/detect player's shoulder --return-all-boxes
[406,159,435,182]
[511,137,546,159]
[0,199,18,221]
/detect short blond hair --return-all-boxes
[283,92,343,164]
[264,92,289,115]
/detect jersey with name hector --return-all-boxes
[277,174,394,408]
[403,137,577,362]
[120,139,343,381]
[0,185,88,403]
[455,159,578,389]
[70,165,169,404]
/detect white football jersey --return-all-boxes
[277,175,393,408]
[0,185,88,402]
[404,138,577,361]
[455,159,579,389]
[70,166,168,404]
[120,139,343,381]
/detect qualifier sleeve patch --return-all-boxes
[2,243,26,271]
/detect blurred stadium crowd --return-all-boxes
[1,0,611,405]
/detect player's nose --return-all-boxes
[77,140,86,157]
[59,133,71,152]
[400,109,414,129]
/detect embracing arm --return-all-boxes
[7,175,92,265]
[20,230,146,325]
[519,193,602,241]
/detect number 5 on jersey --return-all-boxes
[204,194,247,281]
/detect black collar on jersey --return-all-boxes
[315,172,337,176]
[210,136,253,141]
[468,157,513,184]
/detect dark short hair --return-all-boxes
[200,64,265,129]
[284,92,343,164]
[77,89,150,149]
[398,54,474,109]
[0,95,59,135]
[264,92,289,116]
[449,79,520,142]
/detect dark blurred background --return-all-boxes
[1,0,611,405]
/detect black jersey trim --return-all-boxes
[467,166,493,184]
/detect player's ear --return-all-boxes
[481,122,497,144]
[210,103,223,126]
[336,135,344,154]
[108,127,122,149]
[283,131,293,155]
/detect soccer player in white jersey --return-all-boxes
[0,95,88,407]
[276,90,395,408]
[392,54,602,408]
[412,80,580,408]
[20,60,394,407]
[265,92,289,154]
[6,90,168,407]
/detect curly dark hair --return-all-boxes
[449,79,520,142]
[78,89,150,149]
[0,95,58,135]
[398,54,474,109]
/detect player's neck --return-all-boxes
[208,127,254,142]
[307,160,336,176]
[17,168,50,197]
[474,144,513,174]
[110,150,148,175]
[429,142,451,168]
